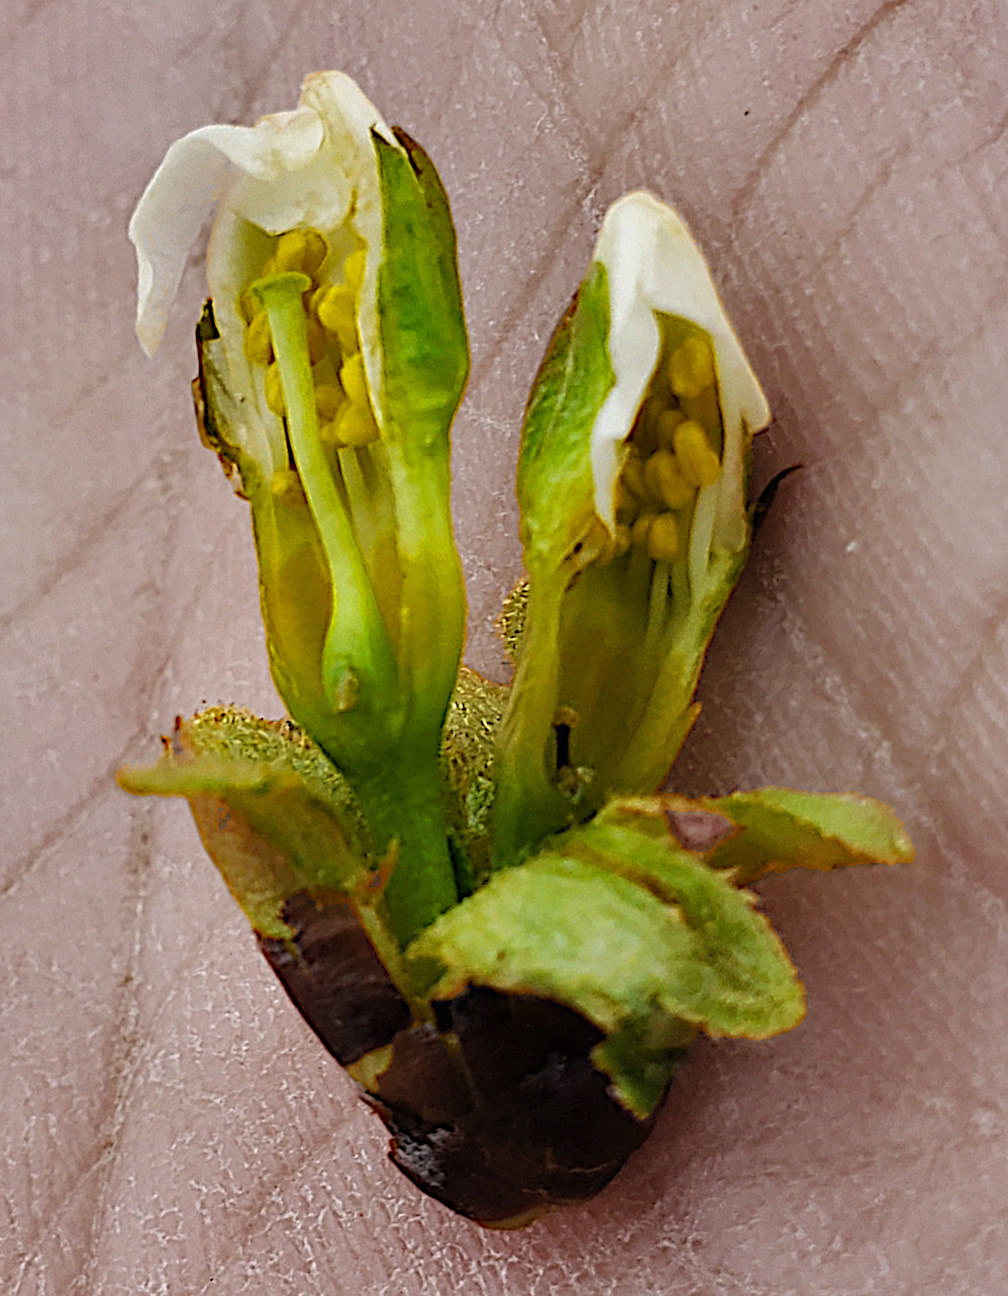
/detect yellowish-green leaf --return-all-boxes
[664,786,915,883]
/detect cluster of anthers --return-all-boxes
[608,329,723,566]
[239,227,380,452]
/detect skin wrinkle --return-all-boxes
[1,526,227,1273]
[0,443,194,641]
[0,519,221,905]
[1,807,151,1289]
[787,272,1008,729]
[728,0,917,221]
[817,138,916,267]
[74,816,152,1296]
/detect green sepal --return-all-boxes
[408,797,804,1118]
[664,786,915,883]
[515,261,615,567]
[375,128,470,445]
[117,707,371,941]
[367,128,469,772]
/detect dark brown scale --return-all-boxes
[369,989,662,1226]
[259,900,674,1226]
[258,893,411,1065]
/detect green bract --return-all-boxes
[121,73,914,1225]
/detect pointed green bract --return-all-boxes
[117,708,368,940]
[665,787,915,882]
[490,265,619,866]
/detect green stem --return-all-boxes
[490,570,570,868]
[385,436,466,744]
[356,758,459,946]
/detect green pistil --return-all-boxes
[251,272,398,744]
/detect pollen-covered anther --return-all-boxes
[655,407,686,450]
[646,512,679,562]
[315,284,358,353]
[643,449,694,510]
[343,248,366,292]
[668,335,716,401]
[630,512,656,550]
[339,352,368,406]
[673,420,721,488]
[332,404,380,447]
[274,228,329,278]
[315,383,344,423]
[244,310,273,366]
[264,361,286,417]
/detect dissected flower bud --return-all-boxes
[491,193,772,866]
[122,74,914,1231]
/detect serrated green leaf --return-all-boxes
[407,807,804,1117]
[664,787,915,883]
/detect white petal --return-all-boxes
[590,192,770,548]
[128,108,324,355]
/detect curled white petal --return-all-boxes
[590,192,771,552]
[129,108,324,355]
[128,72,395,360]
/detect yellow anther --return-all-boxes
[244,310,273,366]
[305,315,327,365]
[302,229,328,277]
[238,287,257,325]
[315,384,344,423]
[639,396,666,440]
[315,283,358,352]
[343,248,366,292]
[620,451,646,501]
[318,419,340,449]
[333,403,380,447]
[655,407,686,449]
[668,334,716,401]
[630,512,656,550]
[644,449,694,510]
[274,230,309,273]
[339,352,369,407]
[646,512,680,562]
[270,469,304,504]
[673,420,722,487]
[264,362,286,417]
[273,228,329,279]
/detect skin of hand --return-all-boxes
[3,1,1008,1293]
